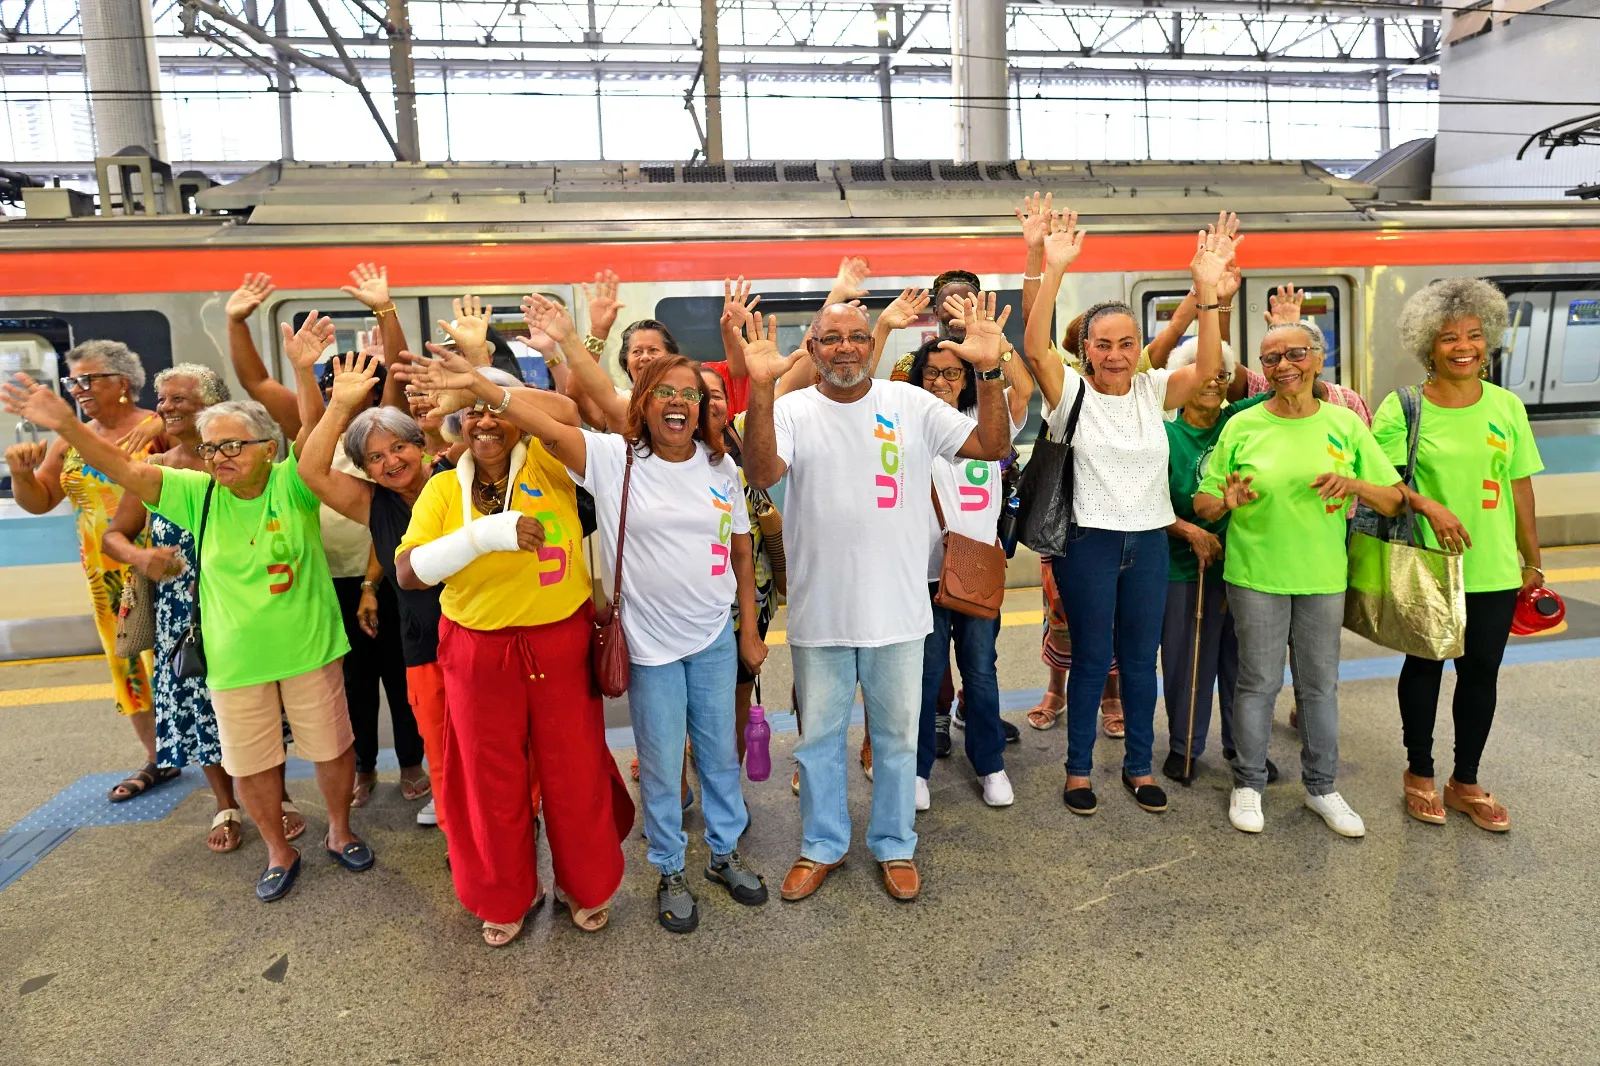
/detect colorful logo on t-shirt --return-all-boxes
[519,483,569,586]
[959,460,991,511]
[1324,434,1351,514]
[1483,421,1509,509]
[874,412,904,509]
[709,481,735,576]
[263,503,295,595]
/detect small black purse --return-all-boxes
[172,480,215,680]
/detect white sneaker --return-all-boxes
[915,776,931,812]
[1304,790,1366,838]
[1228,787,1264,833]
[416,797,437,826]
[980,771,1014,808]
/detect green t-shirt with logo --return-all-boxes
[1165,392,1270,582]
[1200,401,1400,595]
[152,451,349,690]
[1371,383,1543,593]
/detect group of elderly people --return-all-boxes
[1,198,1542,942]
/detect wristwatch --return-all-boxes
[977,364,1005,381]
[582,334,606,356]
[360,579,379,592]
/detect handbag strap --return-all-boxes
[1399,384,1423,487]
[1062,377,1088,444]
[189,479,216,628]
[930,484,948,533]
[611,447,635,609]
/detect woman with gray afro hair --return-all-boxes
[1372,276,1541,833]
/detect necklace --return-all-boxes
[471,473,508,515]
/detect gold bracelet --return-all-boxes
[373,303,397,318]
[582,334,605,356]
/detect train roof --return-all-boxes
[4,158,1600,250]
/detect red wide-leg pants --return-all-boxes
[437,604,634,924]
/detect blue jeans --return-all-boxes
[628,619,745,875]
[1053,527,1167,779]
[791,640,923,864]
[917,588,1005,780]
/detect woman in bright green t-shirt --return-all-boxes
[1195,322,1406,839]
[1376,277,1543,834]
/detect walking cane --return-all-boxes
[1182,565,1207,784]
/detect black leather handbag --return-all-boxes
[172,481,215,680]
[1015,378,1087,557]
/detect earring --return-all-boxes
[119,394,129,404]
[1479,360,1491,380]
[1425,363,1436,383]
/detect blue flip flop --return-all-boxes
[327,838,375,872]
[256,850,301,902]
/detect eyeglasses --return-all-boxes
[921,366,967,382]
[817,332,873,349]
[649,385,703,403]
[1259,347,1316,369]
[62,372,122,390]
[197,438,272,460]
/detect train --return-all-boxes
[3,157,1600,479]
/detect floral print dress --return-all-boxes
[149,512,222,768]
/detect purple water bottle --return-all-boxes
[744,705,772,782]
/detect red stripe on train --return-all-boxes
[3,229,1600,295]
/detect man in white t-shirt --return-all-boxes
[739,296,1012,903]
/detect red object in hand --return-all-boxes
[1511,586,1565,636]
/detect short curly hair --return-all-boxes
[1397,277,1509,369]
[65,339,146,393]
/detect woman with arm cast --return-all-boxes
[1193,322,1405,837]
[1376,278,1540,832]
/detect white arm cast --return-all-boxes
[408,511,523,586]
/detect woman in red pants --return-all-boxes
[397,358,632,947]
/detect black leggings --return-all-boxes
[333,576,421,774]
[1397,588,1518,785]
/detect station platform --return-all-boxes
[2,549,1599,1064]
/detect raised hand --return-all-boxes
[281,310,336,371]
[721,276,761,333]
[1222,472,1258,511]
[438,295,493,362]
[1,373,77,432]
[1265,284,1305,326]
[225,273,275,323]
[739,313,788,386]
[880,287,931,332]
[514,514,547,552]
[339,262,390,310]
[582,269,624,337]
[417,342,483,397]
[937,294,1003,369]
[830,256,871,303]
[1043,209,1085,272]
[1190,225,1238,293]
[521,293,574,344]
[327,351,383,412]
[1218,258,1243,304]
[1208,210,1241,244]
[1015,191,1054,252]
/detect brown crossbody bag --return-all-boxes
[930,485,1007,620]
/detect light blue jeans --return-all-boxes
[628,619,745,875]
[791,640,923,864]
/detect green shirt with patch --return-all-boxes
[1371,383,1542,593]
[1200,401,1400,595]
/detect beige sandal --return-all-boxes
[553,886,611,932]
[1403,774,1446,825]
[1100,699,1125,739]
[207,808,244,853]
[1444,780,1510,832]
[351,773,377,809]
[1026,692,1065,730]
[482,890,545,947]
[281,801,306,841]
[400,771,431,801]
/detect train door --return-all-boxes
[1490,278,1600,414]
[1499,291,1551,408]
[1238,277,1353,387]
[1540,289,1600,409]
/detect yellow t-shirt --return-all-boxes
[399,440,591,631]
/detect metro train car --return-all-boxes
[3,157,1600,482]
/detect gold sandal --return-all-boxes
[1026,692,1065,730]
[1444,780,1510,832]
[1403,774,1446,825]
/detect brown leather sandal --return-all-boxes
[1026,692,1065,730]
[1403,773,1446,825]
[1444,780,1510,832]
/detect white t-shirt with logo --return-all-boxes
[773,380,976,647]
[574,432,750,666]
[1045,365,1177,532]
[926,398,1026,580]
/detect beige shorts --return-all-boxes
[210,659,354,777]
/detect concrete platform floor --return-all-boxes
[4,549,1600,1065]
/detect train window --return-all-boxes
[1491,277,1600,413]
[1501,298,1543,394]
[1141,290,1195,345]
[1558,299,1600,385]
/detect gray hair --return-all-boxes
[1261,321,1327,354]
[344,406,425,468]
[195,399,284,452]
[1397,277,1509,369]
[154,363,230,406]
[65,339,146,393]
[1169,337,1238,378]
[442,368,525,440]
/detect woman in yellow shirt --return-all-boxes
[397,365,633,948]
